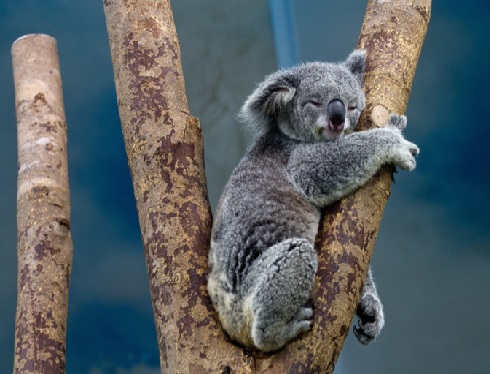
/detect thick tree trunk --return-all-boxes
[104,0,430,372]
[12,34,73,374]
[103,1,233,372]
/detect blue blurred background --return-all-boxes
[0,1,488,373]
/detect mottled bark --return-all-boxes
[268,1,432,372]
[12,34,73,373]
[104,0,430,373]
[103,1,238,373]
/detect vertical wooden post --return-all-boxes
[12,34,73,374]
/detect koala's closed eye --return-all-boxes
[306,100,321,107]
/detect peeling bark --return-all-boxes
[12,34,73,374]
[104,0,430,373]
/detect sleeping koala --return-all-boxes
[207,50,419,352]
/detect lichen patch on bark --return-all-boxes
[13,34,73,374]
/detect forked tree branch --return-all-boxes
[104,0,430,372]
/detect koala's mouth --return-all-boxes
[315,124,345,141]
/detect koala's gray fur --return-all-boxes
[208,50,419,352]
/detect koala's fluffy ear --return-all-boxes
[239,70,298,135]
[344,49,366,85]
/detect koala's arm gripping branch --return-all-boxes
[288,130,402,207]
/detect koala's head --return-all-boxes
[240,50,366,142]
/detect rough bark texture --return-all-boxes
[268,1,431,372]
[103,1,242,373]
[12,34,73,374]
[104,0,430,373]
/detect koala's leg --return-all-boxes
[354,267,385,345]
[249,238,317,352]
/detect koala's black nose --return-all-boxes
[328,99,345,129]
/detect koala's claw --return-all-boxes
[387,114,407,131]
[395,139,419,171]
[354,293,385,345]
[353,319,376,345]
[410,143,420,157]
[386,113,407,131]
[295,306,314,321]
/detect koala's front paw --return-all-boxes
[393,139,420,171]
[384,114,419,170]
[386,114,407,131]
[353,293,385,345]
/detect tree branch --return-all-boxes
[12,34,73,373]
[103,1,235,372]
[104,0,431,372]
[276,1,432,371]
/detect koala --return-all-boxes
[207,50,419,352]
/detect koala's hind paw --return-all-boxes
[353,293,385,345]
[286,306,314,338]
[253,307,313,352]
[294,306,314,321]
[386,114,407,131]
[287,307,314,342]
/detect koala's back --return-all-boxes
[211,132,319,289]
[208,132,319,344]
